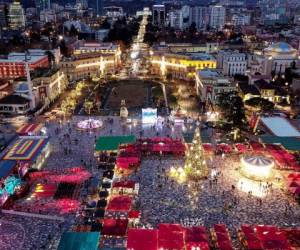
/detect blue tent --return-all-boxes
[0,161,16,180]
[58,232,100,250]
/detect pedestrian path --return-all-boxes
[2,209,65,221]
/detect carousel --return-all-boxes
[77,118,103,130]
[240,155,274,181]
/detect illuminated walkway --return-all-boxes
[2,209,65,221]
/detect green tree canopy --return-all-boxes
[245,97,274,112]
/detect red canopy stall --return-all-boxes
[106,195,132,212]
[184,226,210,250]
[158,224,185,250]
[102,218,128,236]
[127,228,158,250]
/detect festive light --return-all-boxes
[184,128,208,181]
[240,155,274,181]
[77,119,103,130]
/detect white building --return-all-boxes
[169,9,181,29]
[217,50,247,76]
[104,6,124,18]
[231,14,251,26]
[190,6,209,30]
[195,69,236,104]
[209,5,225,30]
[40,9,56,23]
[0,94,30,115]
[95,29,109,42]
[263,42,298,74]
[169,6,209,31]
[152,5,165,27]
[8,1,25,30]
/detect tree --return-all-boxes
[69,25,78,37]
[188,22,197,35]
[245,97,274,112]
[100,18,111,29]
[59,40,68,57]
[218,91,247,129]
[45,50,55,68]
[84,101,93,115]
[144,32,156,46]
[184,128,208,181]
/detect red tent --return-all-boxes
[235,143,248,153]
[17,123,43,135]
[203,143,214,153]
[288,173,300,179]
[127,228,158,250]
[289,186,300,195]
[102,218,128,236]
[106,195,132,211]
[116,157,140,169]
[128,210,140,218]
[214,224,233,250]
[250,141,264,151]
[281,228,300,248]
[158,224,185,250]
[184,226,209,250]
[112,180,135,189]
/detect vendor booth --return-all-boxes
[2,136,50,170]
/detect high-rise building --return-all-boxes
[209,5,225,30]
[152,5,165,27]
[96,0,103,16]
[35,0,50,11]
[0,4,8,29]
[8,1,25,30]
[190,6,209,30]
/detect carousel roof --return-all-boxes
[243,155,273,167]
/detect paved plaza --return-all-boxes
[1,115,300,249]
[130,156,300,229]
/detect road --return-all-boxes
[119,9,150,79]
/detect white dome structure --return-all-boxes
[263,42,298,73]
[241,155,274,181]
[264,42,297,55]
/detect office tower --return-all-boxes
[152,4,165,27]
[209,5,225,30]
[96,0,103,16]
[8,1,25,30]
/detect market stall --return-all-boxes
[2,136,50,170]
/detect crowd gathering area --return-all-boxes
[1,116,300,249]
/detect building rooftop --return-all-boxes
[179,52,215,61]
[0,51,47,63]
[74,42,119,51]
[0,94,30,105]
[239,83,260,95]
[197,69,222,78]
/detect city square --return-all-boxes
[1,1,300,249]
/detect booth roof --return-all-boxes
[106,195,132,211]
[95,135,136,151]
[58,232,100,250]
[158,224,185,250]
[0,160,16,179]
[102,218,128,236]
[127,228,158,250]
[3,137,49,161]
[16,123,43,135]
[260,136,300,151]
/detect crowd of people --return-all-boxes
[1,114,300,249]
[0,214,63,250]
[0,115,187,249]
[129,155,300,246]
